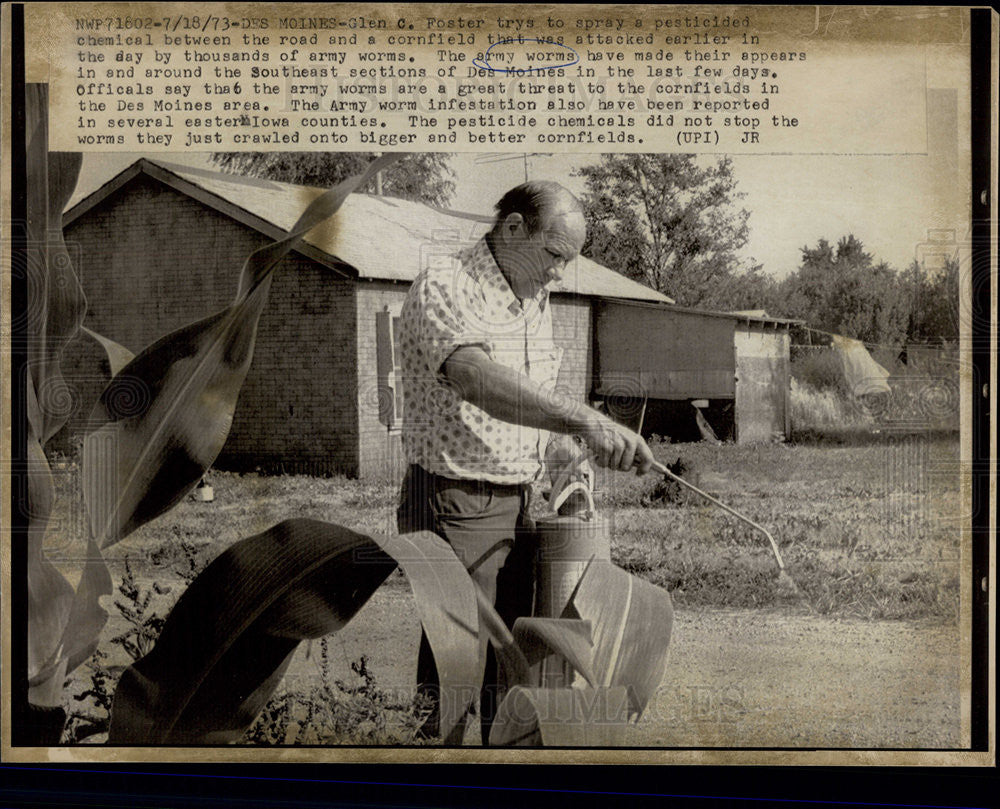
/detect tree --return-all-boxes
[905,256,960,342]
[774,235,911,344]
[210,152,456,207]
[576,154,760,309]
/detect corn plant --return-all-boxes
[478,558,673,746]
[107,521,482,744]
[22,84,122,725]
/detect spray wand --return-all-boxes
[648,460,810,605]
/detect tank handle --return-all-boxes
[545,451,596,519]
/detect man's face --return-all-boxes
[495,208,587,300]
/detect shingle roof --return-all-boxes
[64,157,672,304]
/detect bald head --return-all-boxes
[488,181,588,301]
[493,181,584,236]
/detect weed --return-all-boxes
[638,457,698,508]
[108,557,168,661]
[791,346,853,395]
[60,528,217,745]
[147,526,213,585]
[61,557,172,743]
[244,643,431,746]
[62,649,123,743]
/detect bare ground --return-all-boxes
[277,580,964,749]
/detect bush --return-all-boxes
[790,378,874,434]
[790,346,851,395]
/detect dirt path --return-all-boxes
[281,581,964,749]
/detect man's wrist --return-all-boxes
[562,404,608,439]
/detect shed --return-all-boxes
[56,158,672,478]
[593,300,802,443]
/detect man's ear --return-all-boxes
[501,212,526,240]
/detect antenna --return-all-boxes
[474,153,541,182]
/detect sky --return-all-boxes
[447,150,968,277]
[75,143,968,282]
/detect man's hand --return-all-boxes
[579,414,655,475]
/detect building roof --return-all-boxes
[723,309,804,328]
[64,157,672,304]
[596,298,804,328]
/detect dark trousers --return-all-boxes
[397,464,535,745]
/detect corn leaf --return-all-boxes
[569,559,674,719]
[473,585,533,688]
[378,531,482,744]
[82,152,400,550]
[510,617,596,687]
[108,519,398,744]
[488,686,630,747]
[80,326,134,376]
[108,523,480,745]
[25,84,87,445]
[26,414,112,689]
[24,422,74,686]
[23,84,95,695]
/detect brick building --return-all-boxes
[58,158,671,478]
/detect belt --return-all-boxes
[411,464,529,494]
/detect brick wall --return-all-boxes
[60,174,360,475]
[551,295,593,402]
[225,254,358,475]
[65,175,236,353]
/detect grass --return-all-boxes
[595,434,961,619]
[49,431,962,624]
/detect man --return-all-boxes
[397,181,655,744]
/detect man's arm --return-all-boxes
[442,346,654,474]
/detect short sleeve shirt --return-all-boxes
[399,237,563,484]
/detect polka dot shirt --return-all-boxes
[399,237,563,484]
